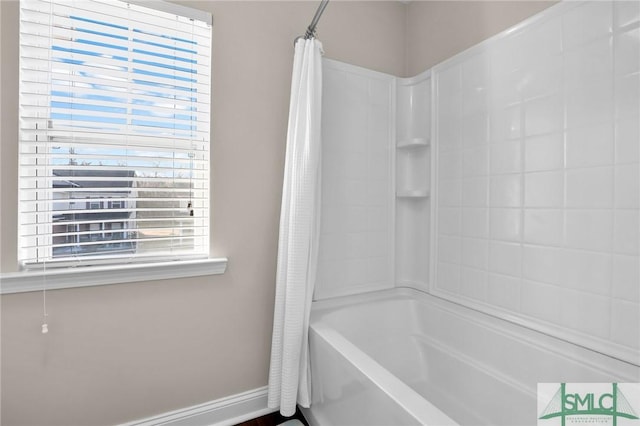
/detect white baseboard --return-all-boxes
[122,386,278,426]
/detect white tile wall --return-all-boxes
[433,1,640,363]
[615,117,640,164]
[522,245,561,285]
[560,249,612,296]
[521,280,562,324]
[490,105,522,140]
[524,210,564,246]
[614,210,640,255]
[615,28,640,75]
[315,60,395,300]
[490,174,521,207]
[566,167,614,208]
[487,273,520,311]
[615,163,640,208]
[611,299,640,349]
[615,1,640,28]
[613,254,640,302]
[562,1,612,49]
[462,177,488,207]
[490,142,522,174]
[462,145,490,177]
[460,267,487,301]
[566,123,614,168]
[462,208,489,238]
[525,133,564,172]
[462,237,489,269]
[565,210,613,252]
[524,94,564,136]
[524,171,564,207]
[490,208,521,242]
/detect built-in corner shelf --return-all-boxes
[397,137,430,149]
[395,71,431,292]
[396,189,430,198]
[396,137,430,200]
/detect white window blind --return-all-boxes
[19,0,212,268]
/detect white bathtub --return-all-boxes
[301,288,640,426]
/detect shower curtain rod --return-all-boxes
[299,0,329,41]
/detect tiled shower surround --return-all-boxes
[433,0,639,363]
[316,61,395,300]
[315,0,638,366]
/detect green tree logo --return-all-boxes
[539,383,639,426]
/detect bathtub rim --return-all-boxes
[311,287,640,378]
[306,321,459,426]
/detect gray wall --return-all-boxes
[0,1,555,424]
[0,2,405,424]
[407,1,557,75]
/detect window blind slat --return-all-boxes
[19,0,212,267]
[20,155,208,169]
[19,250,208,267]
[23,235,202,249]
[20,84,212,113]
[25,228,205,240]
[24,224,205,238]
[19,188,206,198]
[21,216,208,227]
[19,133,209,148]
[21,195,206,206]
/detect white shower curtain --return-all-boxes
[267,37,323,416]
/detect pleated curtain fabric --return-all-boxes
[267,38,323,416]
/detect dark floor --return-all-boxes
[235,406,309,426]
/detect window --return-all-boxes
[19,0,212,268]
[87,200,103,210]
[108,200,124,209]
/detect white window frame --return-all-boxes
[0,258,228,294]
[3,0,227,293]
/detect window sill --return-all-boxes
[0,258,228,294]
